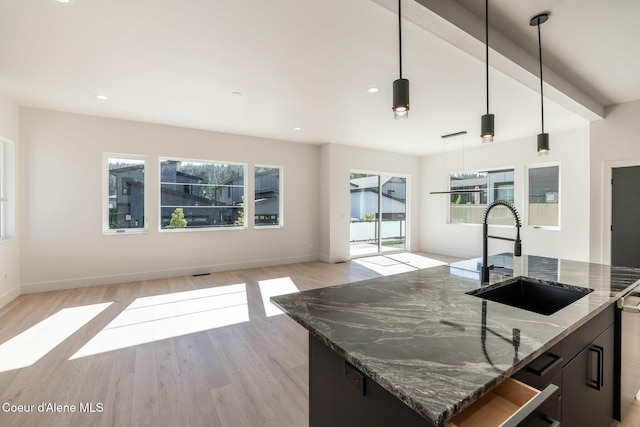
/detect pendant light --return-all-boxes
[392,0,409,120]
[481,0,494,143]
[530,13,550,155]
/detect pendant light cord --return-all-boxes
[485,0,489,114]
[537,22,544,133]
[398,0,403,79]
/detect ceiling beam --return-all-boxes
[371,0,604,121]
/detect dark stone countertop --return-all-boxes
[271,254,640,426]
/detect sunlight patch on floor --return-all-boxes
[353,253,447,276]
[0,302,112,372]
[258,277,300,317]
[70,284,249,359]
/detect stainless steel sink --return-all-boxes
[467,276,593,315]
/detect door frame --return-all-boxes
[602,158,640,264]
[348,169,410,258]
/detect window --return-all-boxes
[527,165,559,228]
[449,168,515,225]
[254,165,282,227]
[0,137,15,241]
[0,140,5,239]
[160,159,245,230]
[104,155,147,233]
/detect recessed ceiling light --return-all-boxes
[367,87,379,93]
[294,127,301,131]
[56,0,72,3]
[96,94,108,101]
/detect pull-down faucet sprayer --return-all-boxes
[481,200,522,283]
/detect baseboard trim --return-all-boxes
[21,254,321,294]
[0,284,21,309]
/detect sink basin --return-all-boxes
[466,276,593,315]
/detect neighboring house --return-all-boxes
[214,168,280,226]
[109,165,145,229]
[254,167,280,225]
[349,176,406,221]
[160,160,234,228]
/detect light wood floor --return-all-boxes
[0,252,460,427]
[1,252,638,427]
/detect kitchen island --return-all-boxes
[271,254,640,426]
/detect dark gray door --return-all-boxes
[612,166,640,267]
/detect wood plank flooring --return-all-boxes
[1,252,637,427]
[2,254,456,427]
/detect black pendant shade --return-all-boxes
[531,13,550,155]
[392,0,409,120]
[481,113,494,143]
[537,133,549,154]
[393,78,410,120]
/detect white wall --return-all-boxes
[590,99,640,264]
[20,108,321,292]
[17,100,628,294]
[421,127,591,262]
[319,143,421,263]
[0,91,20,308]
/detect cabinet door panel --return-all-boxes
[562,325,614,427]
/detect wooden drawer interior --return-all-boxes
[446,379,539,427]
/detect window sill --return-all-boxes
[103,229,148,235]
[159,226,246,233]
[529,225,561,231]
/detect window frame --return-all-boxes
[158,156,247,232]
[102,153,149,235]
[254,164,283,229]
[525,162,561,230]
[447,166,516,226]
[0,139,4,240]
[0,137,15,242]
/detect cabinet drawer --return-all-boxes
[512,342,563,390]
[446,379,559,427]
[562,304,614,363]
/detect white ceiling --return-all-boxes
[0,0,638,155]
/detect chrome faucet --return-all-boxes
[481,200,522,283]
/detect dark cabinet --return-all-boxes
[513,304,616,427]
[562,325,614,427]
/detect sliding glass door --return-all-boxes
[349,172,407,257]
